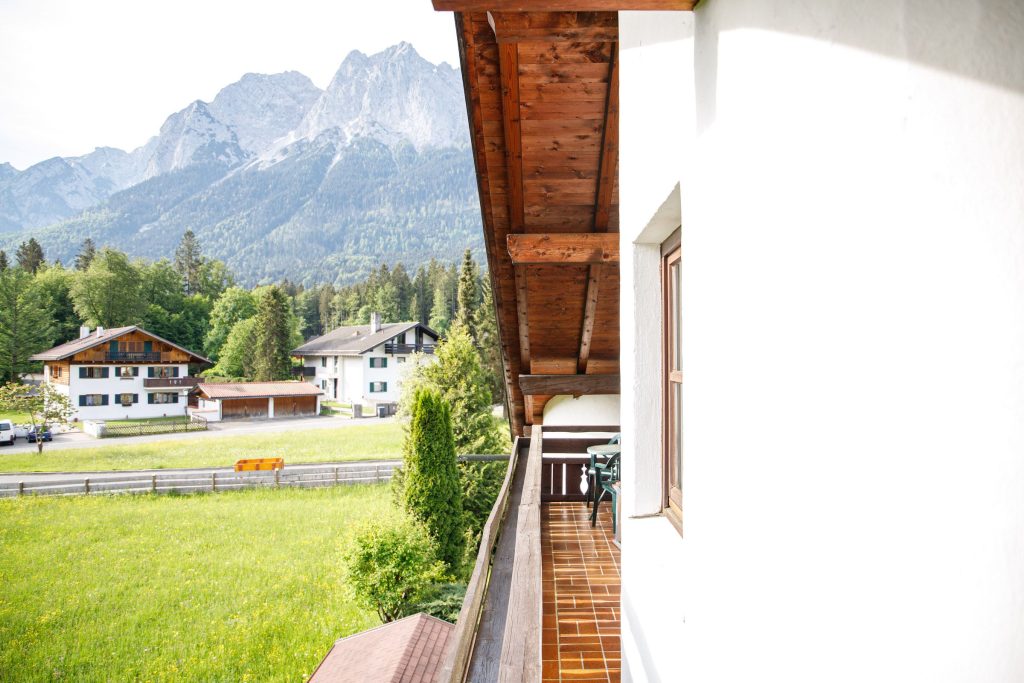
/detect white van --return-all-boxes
[0,420,14,446]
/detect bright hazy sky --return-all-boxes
[0,0,460,170]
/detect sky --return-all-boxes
[0,0,460,170]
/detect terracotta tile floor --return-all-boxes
[542,502,621,683]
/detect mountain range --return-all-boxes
[0,42,482,285]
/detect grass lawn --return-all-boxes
[0,422,405,473]
[0,485,396,681]
[0,411,32,425]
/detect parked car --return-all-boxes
[0,421,13,446]
[13,424,30,440]
[26,426,52,443]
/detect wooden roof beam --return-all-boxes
[507,233,619,264]
[436,1,697,11]
[519,373,620,395]
[488,11,618,43]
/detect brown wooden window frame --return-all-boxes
[662,229,683,531]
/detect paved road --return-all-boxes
[0,414,392,455]
[0,459,402,485]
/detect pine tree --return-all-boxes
[474,276,505,405]
[251,285,293,381]
[173,229,204,296]
[15,238,44,275]
[454,249,480,338]
[402,387,465,571]
[0,251,7,272]
[74,238,96,271]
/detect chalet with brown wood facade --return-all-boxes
[30,326,209,421]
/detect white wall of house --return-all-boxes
[300,329,437,406]
[618,3,1024,682]
[60,364,190,421]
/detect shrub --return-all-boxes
[417,583,467,623]
[344,517,446,623]
[402,388,465,571]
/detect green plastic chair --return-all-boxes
[591,452,620,534]
[585,433,621,509]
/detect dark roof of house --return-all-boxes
[292,322,437,356]
[30,326,211,363]
[308,613,454,683]
[196,382,323,400]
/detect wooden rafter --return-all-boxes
[519,373,621,395]
[577,43,618,375]
[489,11,618,43]
[436,1,697,11]
[507,233,619,264]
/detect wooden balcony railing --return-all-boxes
[106,352,162,362]
[383,343,436,355]
[143,377,201,389]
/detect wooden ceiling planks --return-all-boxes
[435,1,696,11]
[452,8,620,435]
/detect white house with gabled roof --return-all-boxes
[291,312,439,405]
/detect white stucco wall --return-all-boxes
[619,2,1024,681]
[64,364,189,420]
[542,395,620,427]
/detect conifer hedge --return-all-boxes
[402,388,465,571]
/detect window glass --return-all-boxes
[663,237,683,522]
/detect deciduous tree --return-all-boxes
[70,248,143,326]
[0,383,72,454]
[0,268,54,383]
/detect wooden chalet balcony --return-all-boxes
[142,377,201,389]
[441,425,621,683]
[105,351,162,363]
[383,343,436,355]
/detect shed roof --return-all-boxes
[195,382,323,400]
[308,612,454,683]
[30,325,211,364]
[292,322,437,356]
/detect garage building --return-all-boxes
[194,382,323,421]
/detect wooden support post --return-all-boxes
[212,472,217,492]
[84,478,90,494]
[18,481,24,497]
[275,469,280,488]
[152,475,157,493]
[334,467,340,485]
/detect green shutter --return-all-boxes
[172,367,180,378]
[102,395,109,406]
[79,368,86,378]
[148,394,155,404]
[132,394,139,404]
[382,382,387,392]
[101,368,110,379]
[79,396,87,406]
[171,394,179,404]
[148,367,154,378]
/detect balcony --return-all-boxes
[441,425,621,683]
[106,352,162,363]
[383,343,436,355]
[143,377,201,389]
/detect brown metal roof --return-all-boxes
[30,325,211,364]
[291,322,438,356]
[195,382,323,400]
[308,613,454,683]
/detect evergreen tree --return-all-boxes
[70,248,144,326]
[429,281,452,334]
[402,387,465,571]
[173,229,204,295]
[0,267,54,383]
[15,238,44,275]
[74,238,96,271]
[317,285,335,334]
[455,249,480,338]
[475,276,505,405]
[0,251,7,271]
[251,285,293,381]
[411,265,431,325]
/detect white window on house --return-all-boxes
[369,357,388,368]
[79,367,109,379]
[51,365,64,379]
[79,394,108,407]
[321,379,327,391]
[321,356,327,368]
[147,367,179,379]
[148,392,179,404]
[397,357,406,364]
[369,382,387,393]
[115,366,139,378]
[118,393,139,406]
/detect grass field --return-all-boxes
[0,412,32,425]
[0,422,405,473]
[0,485,396,681]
